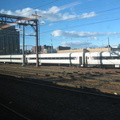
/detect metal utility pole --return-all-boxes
[51,38,53,53]
[22,25,25,66]
[35,19,39,67]
[108,37,110,52]
[32,11,41,67]
[50,37,56,53]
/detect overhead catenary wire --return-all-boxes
[41,17,120,34]
[7,0,60,17]
[14,0,120,20]
[1,14,120,37]
[72,0,120,13]
[0,0,118,23]
[37,1,120,36]
[41,4,120,27]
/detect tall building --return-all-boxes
[0,24,20,55]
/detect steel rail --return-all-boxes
[0,103,31,120]
[1,74,120,100]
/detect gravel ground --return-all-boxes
[1,64,120,94]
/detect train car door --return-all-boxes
[86,56,88,65]
[79,57,82,65]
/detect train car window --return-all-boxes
[29,57,76,60]
[13,58,22,60]
[0,58,10,59]
[30,58,36,60]
[93,57,99,60]
[93,56,120,60]
[0,58,21,60]
[106,57,110,59]
[102,57,106,59]
[113,56,120,59]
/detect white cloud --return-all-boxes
[51,30,120,38]
[51,30,62,36]
[0,1,96,22]
[0,8,36,18]
[59,1,81,11]
[41,10,96,21]
[61,41,92,49]
[0,9,13,15]
[80,12,96,19]
[47,6,60,14]
[61,40,102,49]
[89,37,99,40]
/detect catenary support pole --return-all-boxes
[35,19,39,67]
[22,25,25,66]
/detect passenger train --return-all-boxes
[0,51,120,68]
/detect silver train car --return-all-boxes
[0,55,23,63]
[0,51,120,68]
[85,51,120,68]
[26,52,83,66]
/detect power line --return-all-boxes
[97,6,120,14]
[11,0,60,17]
[1,0,118,22]
[34,0,59,8]
[73,0,120,13]
[41,17,120,34]
[42,5,120,26]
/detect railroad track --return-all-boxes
[0,73,120,100]
[1,74,120,120]
[0,103,30,120]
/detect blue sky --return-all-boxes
[0,0,120,49]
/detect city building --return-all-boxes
[32,46,41,53]
[111,44,120,51]
[32,44,120,54]
[57,46,120,53]
[57,46,71,51]
[32,45,53,54]
[0,24,20,55]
